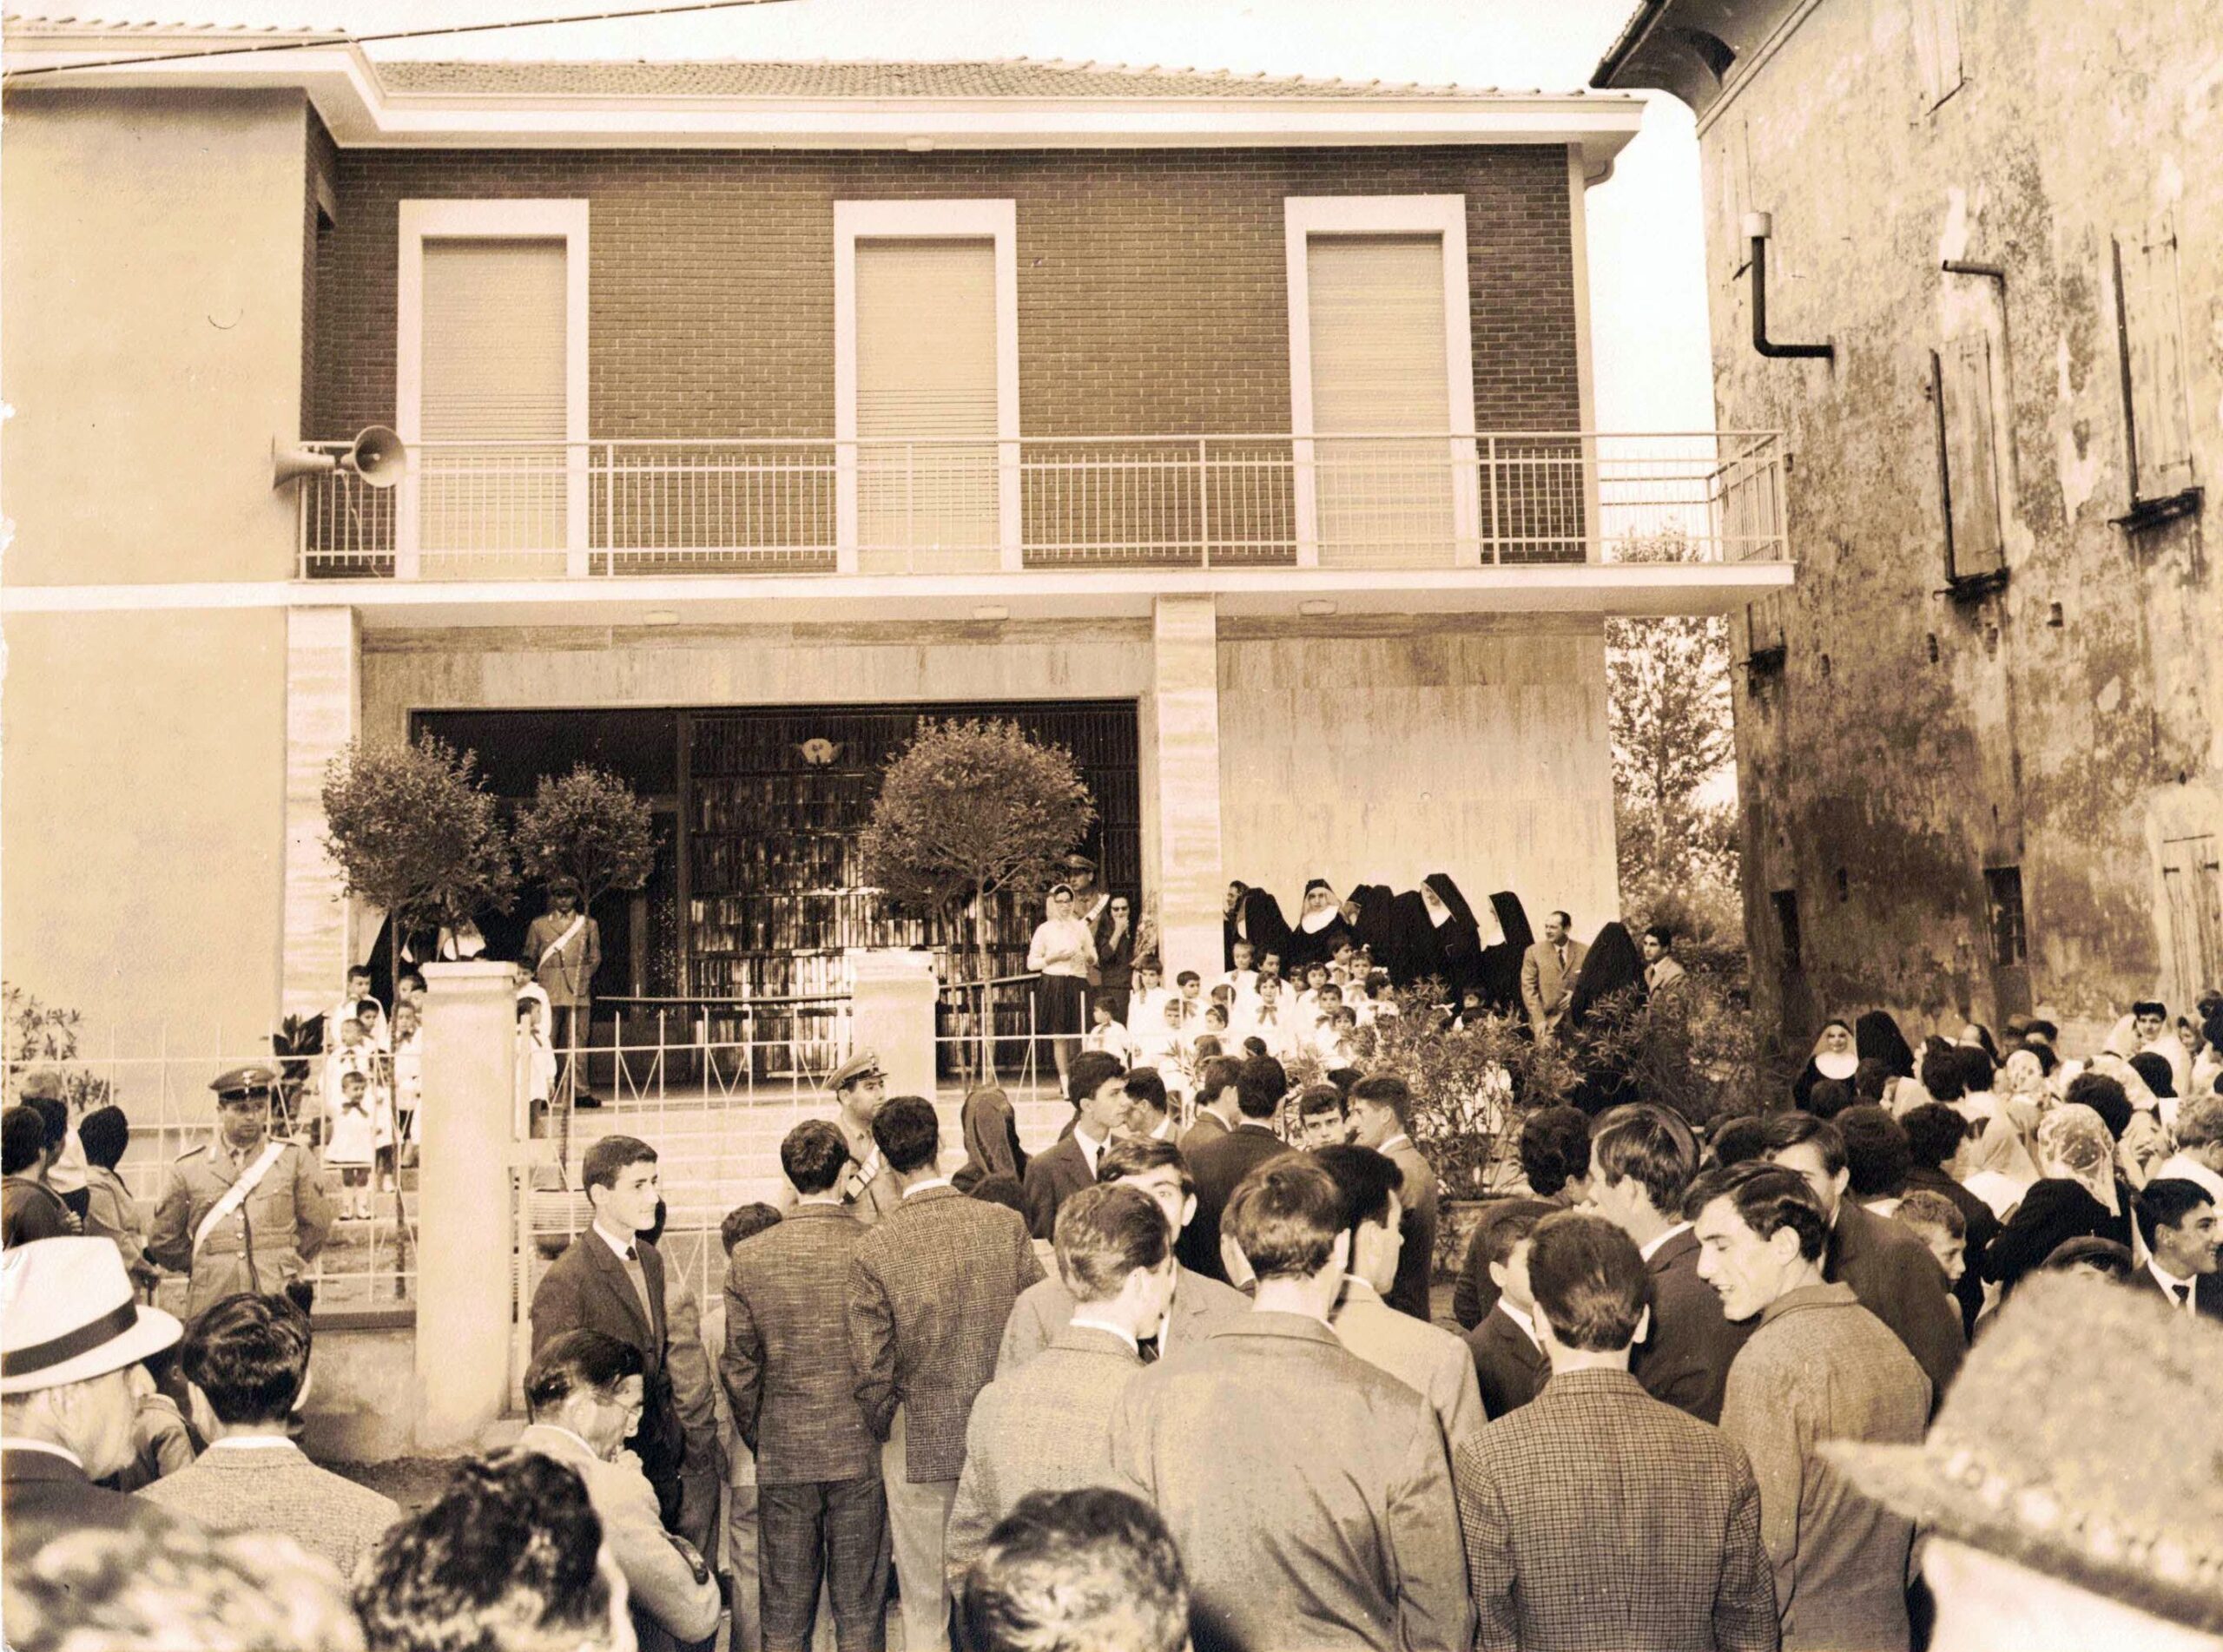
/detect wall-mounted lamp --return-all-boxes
[1744,213,1834,362]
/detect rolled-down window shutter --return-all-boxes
[1305,234,1456,567]
[854,237,999,572]
[419,238,569,562]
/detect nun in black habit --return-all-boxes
[1285,878,1355,972]
[1385,887,1439,989]
[1855,1010,1917,1080]
[1566,921,1648,1116]
[1420,874,1483,1001]
[1343,885,1400,979]
[1233,884,1294,976]
[1222,881,1249,971]
[1474,892,1534,1016]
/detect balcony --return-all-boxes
[298,431,1791,585]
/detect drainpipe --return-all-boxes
[1745,213,1834,361]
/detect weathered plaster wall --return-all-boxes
[1217,615,1619,940]
[1690,0,2221,1041]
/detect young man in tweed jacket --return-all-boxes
[846,1096,1044,1652]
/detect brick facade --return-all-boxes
[308,145,1580,443]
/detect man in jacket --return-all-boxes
[1346,1073,1440,1320]
[530,1135,698,1537]
[1520,911,1588,1041]
[518,1330,721,1652]
[1456,1212,1778,1652]
[524,879,602,1061]
[1184,1055,1293,1282]
[1586,1103,1751,1425]
[1109,1157,1472,1652]
[1021,1051,1127,1240]
[846,1096,1044,1652]
[722,1121,888,1652]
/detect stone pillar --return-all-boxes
[282,606,360,1016]
[850,951,939,1101]
[415,960,518,1451]
[1149,596,1224,985]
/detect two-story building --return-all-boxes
[4,19,1794,1059]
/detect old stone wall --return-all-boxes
[1690,0,2221,1043]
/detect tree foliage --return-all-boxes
[322,736,517,975]
[859,719,1096,926]
[513,764,657,910]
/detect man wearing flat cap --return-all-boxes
[148,1066,333,1320]
[828,1050,900,1227]
[1831,1273,2223,1652]
[2,1236,195,1564]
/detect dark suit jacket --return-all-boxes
[719,1202,878,1484]
[1826,1199,1964,1406]
[1901,1164,2000,1333]
[1451,1197,1561,1330]
[1466,1304,1550,1420]
[2126,1261,2223,1320]
[1982,1176,2135,1296]
[1455,1369,1778,1652]
[1020,1135,1099,1241]
[1178,1109,1230,1161]
[1182,1122,1293,1281]
[1631,1226,1753,1426]
[1111,1313,1473,1652]
[531,1227,683,1488]
[1382,1137,1440,1321]
[846,1184,1045,1484]
[4,1447,194,1569]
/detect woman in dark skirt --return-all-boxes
[1094,892,1138,1003]
[1028,883,1097,1091]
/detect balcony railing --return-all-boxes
[297,431,1788,580]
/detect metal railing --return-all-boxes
[298,431,1790,578]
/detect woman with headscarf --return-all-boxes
[1027,883,1097,1090]
[1980,1102,2135,1296]
[1093,892,1138,1003]
[1792,1019,1860,1110]
[952,1083,1028,1194]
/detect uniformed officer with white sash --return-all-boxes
[148,1066,333,1319]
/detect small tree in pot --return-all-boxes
[859,718,1095,1075]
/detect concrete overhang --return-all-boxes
[3,563,1795,630]
[3,29,1645,171]
[1588,0,1808,122]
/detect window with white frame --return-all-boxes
[834,200,1018,575]
[397,200,589,576]
[1284,196,1478,568]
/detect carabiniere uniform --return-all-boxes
[147,1065,335,1320]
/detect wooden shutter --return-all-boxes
[1939,335,2005,579]
[2161,836,2222,1005]
[2114,222,2197,503]
[1911,0,1964,107]
[419,238,569,563]
[1305,234,1455,567]
[853,237,999,572]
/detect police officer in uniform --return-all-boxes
[148,1065,333,1320]
[826,1050,900,1226]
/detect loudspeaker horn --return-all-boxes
[270,425,407,490]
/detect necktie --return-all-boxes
[1138,1335,1160,1364]
[2173,1281,2190,1310]
[624,1244,638,1262]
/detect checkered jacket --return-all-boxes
[1454,1369,1778,1652]
[721,1202,878,1484]
[136,1442,400,1583]
[846,1184,1045,1483]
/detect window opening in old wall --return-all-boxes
[2113,218,2200,510]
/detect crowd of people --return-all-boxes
[5,953,2221,1652]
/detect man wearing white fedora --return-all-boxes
[2,1235,194,1563]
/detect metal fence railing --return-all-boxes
[298,431,1791,578]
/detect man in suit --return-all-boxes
[1520,910,1588,1041]
[947,1184,1171,1580]
[722,1120,888,1652]
[1346,1073,1439,1320]
[847,1096,1045,1652]
[524,878,602,1060]
[1640,925,1690,998]
[1022,1050,1127,1240]
[1316,1145,1483,1446]
[1453,1107,1592,1329]
[1456,1212,1778,1652]
[1109,1157,1473,1652]
[1761,1113,1964,1405]
[2129,1176,2223,1320]
[1465,1204,1552,1419]
[1177,1053,1243,1161]
[999,1136,1247,1372]
[1,1238,192,1568]
[1182,1054,1292,1282]
[518,1331,722,1652]
[531,1134,705,1539]
[135,1293,398,1578]
[1693,1164,1929,1652]
[1588,1103,1751,1425]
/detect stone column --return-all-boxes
[414,960,518,1451]
[850,950,939,1100]
[1149,596,1225,985]
[281,606,360,1016]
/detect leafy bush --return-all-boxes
[512,764,656,909]
[2,985,114,1111]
